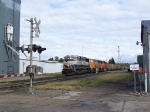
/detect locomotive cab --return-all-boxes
[63,55,78,68]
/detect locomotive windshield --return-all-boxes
[64,56,77,61]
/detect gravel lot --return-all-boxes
[0,82,150,112]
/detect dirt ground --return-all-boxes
[0,82,150,112]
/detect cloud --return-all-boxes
[19,0,148,63]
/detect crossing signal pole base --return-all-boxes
[29,74,34,94]
[29,87,34,94]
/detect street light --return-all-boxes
[136,41,145,46]
[136,41,141,45]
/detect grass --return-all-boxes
[35,71,134,91]
[0,80,25,87]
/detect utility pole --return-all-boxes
[39,54,40,60]
[118,46,120,64]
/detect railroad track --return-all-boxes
[0,70,124,92]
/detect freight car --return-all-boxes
[62,55,127,76]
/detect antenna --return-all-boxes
[118,46,120,64]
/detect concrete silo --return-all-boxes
[0,0,21,75]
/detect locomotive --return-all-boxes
[62,55,91,75]
[62,55,127,76]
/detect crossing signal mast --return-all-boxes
[16,17,46,94]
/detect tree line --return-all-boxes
[108,57,115,64]
[108,57,130,66]
[48,56,64,62]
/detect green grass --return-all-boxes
[35,71,134,91]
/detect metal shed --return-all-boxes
[0,0,21,75]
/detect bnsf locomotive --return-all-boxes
[62,55,127,76]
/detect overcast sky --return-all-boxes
[20,0,149,63]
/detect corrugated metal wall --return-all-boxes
[142,20,150,91]
[0,0,21,75]
[19,59,63,74]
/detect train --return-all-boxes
[62,55,128,76]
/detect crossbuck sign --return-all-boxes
[34,17,41,37]
[130,64,139,70]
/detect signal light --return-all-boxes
[16,44,46,54]
[16,45,24,53]
[32,44,41,52]
[25,46,31,54]
[16,45,31,53]
[32,44,46,54]
[38,48,46,54]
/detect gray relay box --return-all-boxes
[26,65,43,75]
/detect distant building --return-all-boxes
[26,57,38,61]
[20,59,63,74]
